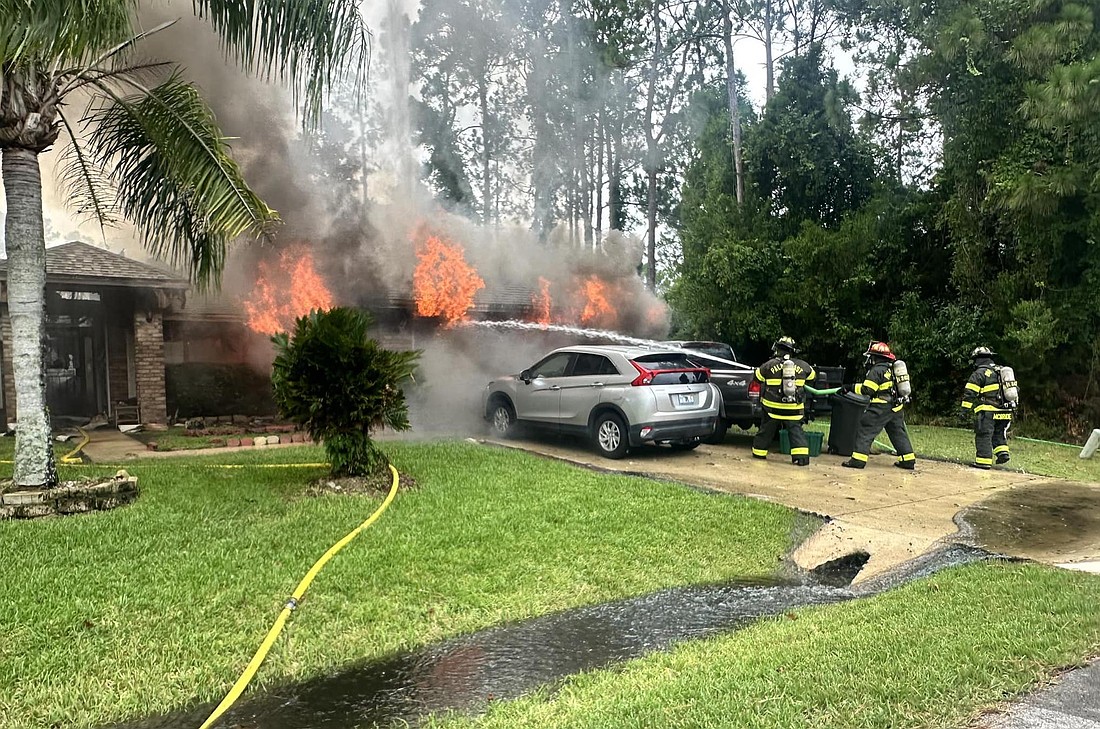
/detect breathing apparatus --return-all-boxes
[774,337,800,403]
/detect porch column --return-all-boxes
[133,309,167,424]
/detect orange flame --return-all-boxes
[243,245,335,335]
[530,277,552,326]
[413,235,485,326]
[579,275,616,327]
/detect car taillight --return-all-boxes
[748,379,761,398]
[631,361,654,386]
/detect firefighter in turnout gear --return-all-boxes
[842,341,916,470]
[962,346,1018,469]
[752,336,817,466]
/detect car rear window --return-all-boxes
[631,353,710,384]
[650,370,709,384]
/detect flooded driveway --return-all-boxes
[482,435,1100,583]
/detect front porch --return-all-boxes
[0,241,188,427]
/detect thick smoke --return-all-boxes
[107,2,672,434]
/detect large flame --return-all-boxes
[530,277,552,326]
[413,235,485,326]
[243,245,335,335]
[578,275,616,328]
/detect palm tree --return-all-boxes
[0,1,368,488]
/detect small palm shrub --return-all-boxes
[271,307,419,477]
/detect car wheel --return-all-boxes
[670,439,702,451]
[702,420,729,445]
[593,412,629,459]
[489,399,517,438]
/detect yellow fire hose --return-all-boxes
[59,427,90,464]
[198,463,400,729]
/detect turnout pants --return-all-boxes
[753,413,809,459]
[850,404,915,464]
[975,411,1012,466]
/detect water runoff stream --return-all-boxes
[105,544,991,729]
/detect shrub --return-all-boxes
[271,307,419,477]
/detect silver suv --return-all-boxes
[482,345,720,458]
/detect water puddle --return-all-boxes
[960,482,1100,561]
[106,545,987,729]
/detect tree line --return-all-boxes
[403,0,1100,440]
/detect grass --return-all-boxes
[2,430,1099,728]
[428,562,1100,729]
[0,441,797,729]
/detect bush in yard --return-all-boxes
[271,307,419,477]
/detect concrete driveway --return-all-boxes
[484,435,1100,585]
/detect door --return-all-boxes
[513,351,573,423]
[559,352,621,427]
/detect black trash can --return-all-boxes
[827,390,869,456]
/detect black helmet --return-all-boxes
[970,346,997,360]
[773,336,799,356]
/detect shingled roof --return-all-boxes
[0,241,188,289]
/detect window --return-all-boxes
[529,352,573,378]
[571,353,619,377]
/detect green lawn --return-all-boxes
[0,441,797,729]
[429,562,1100,729]
[1,433,1099,729]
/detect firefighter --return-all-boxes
[961,346,1018,469]
[842,341,916,470]
[752,336,816,466]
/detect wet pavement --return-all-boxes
[483,435,1100,584]
[975,660,1100,729]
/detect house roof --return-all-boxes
[0,241,189,289]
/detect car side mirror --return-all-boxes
[520,369,533,383]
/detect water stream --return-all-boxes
[459,319,664,348]
[105,545,988,729]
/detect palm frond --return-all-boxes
[190,0,370,128]
[85,73,279,289]
[0,0,136,67]
[55,108,117,236]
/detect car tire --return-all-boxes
[702,420,729,445]
[489,399,518,438]
[593,412,629,459]
[670,439,702,451]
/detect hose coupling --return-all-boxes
[285,597,299,611]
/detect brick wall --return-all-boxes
[0,305,15,422]
[133,310,167,424]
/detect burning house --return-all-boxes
[0,228,668,432]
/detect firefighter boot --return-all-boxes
[894,460,915,471]
[792,456,810,467]
[841,459,865,469]
[996,453,1011,465]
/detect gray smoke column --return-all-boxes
[127,1,670,434]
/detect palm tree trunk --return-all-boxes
[3,147,57,488]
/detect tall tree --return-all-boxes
[0,1,367,487]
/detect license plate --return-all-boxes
[676,393,695,405]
